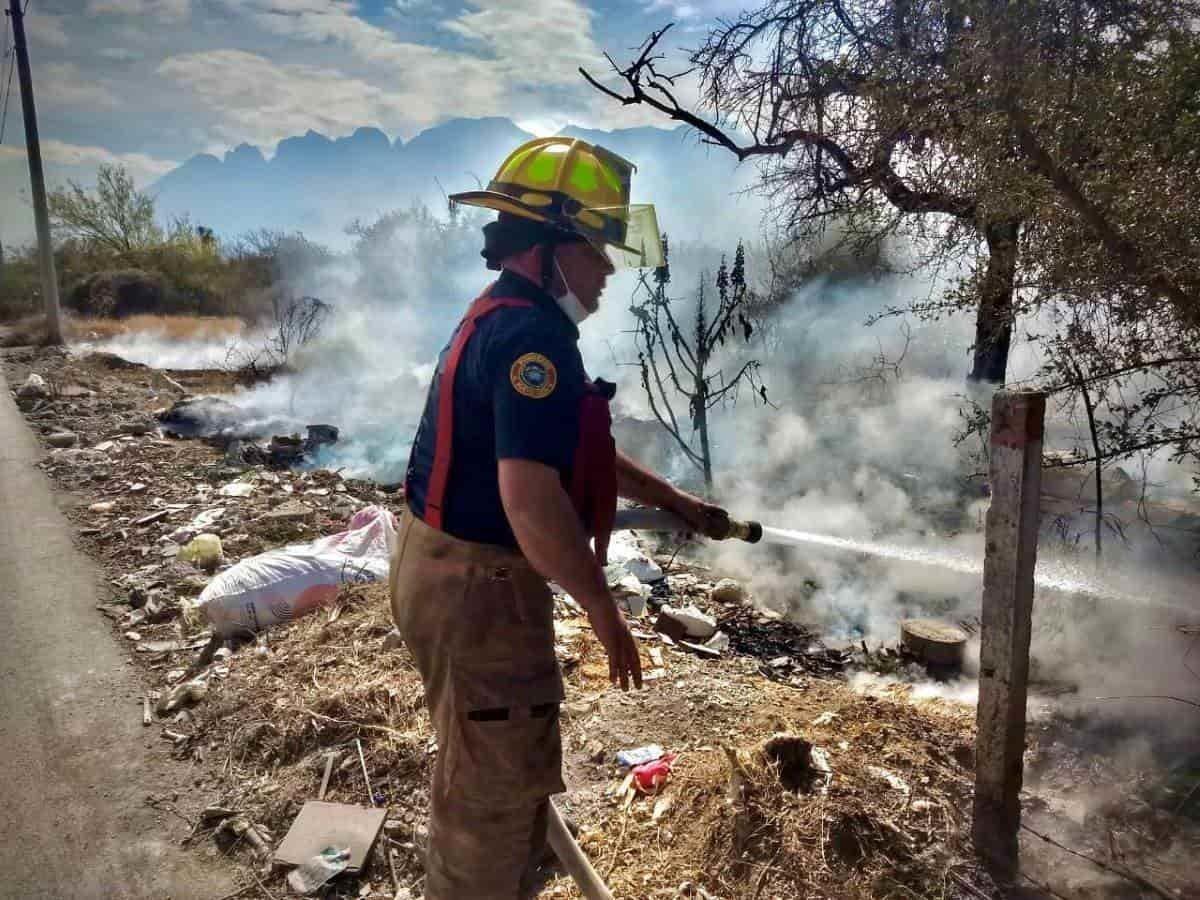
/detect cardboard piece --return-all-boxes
[274,800,388,873]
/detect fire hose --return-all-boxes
[611,507,763,543]
[547,509,761,899]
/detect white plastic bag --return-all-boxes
[189,505,397,637]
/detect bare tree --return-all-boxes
[583,16,1017,383]
[632,238,773,488]
[225,294,330,383]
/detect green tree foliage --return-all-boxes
[48,164,161,255]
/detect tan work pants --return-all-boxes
[390,513,565,900]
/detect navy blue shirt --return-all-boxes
[405,269,586,548]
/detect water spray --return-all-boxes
[611,508,1172,609]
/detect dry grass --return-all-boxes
[0,313,244,348]
[555,690,988,900]
[69,314,245,341]
[181,580,995,899]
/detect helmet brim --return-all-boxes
[451,190,662,269]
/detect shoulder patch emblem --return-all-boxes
[510,352,558,399]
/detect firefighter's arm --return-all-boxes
[614,450,731,539]
[499,459,642,690]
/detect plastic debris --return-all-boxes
[704,631,730,653]
[188,506,396,637]
[616,744,665,768]
[287,846,352,895]
[625,554,664,584]
[157,678,208,714]
[218,481,255,498]
[655,605,718,641]
[180,533,223,571]
[632,752,677,794]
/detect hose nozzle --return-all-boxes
[723,517,763,544]
[612,508,763,543]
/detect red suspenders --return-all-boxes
[422,285,617,565]
[423,290,534,530]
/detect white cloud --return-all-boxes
[643,0,748,18]
[0,140,178,181]
[39,63,121,110]
[157,49,474,148]
[86,0,191,21]
[27,13,70,48]
[444,0,603,87]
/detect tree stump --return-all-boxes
[900,618,968,669]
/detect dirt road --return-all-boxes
[0,367,234,899]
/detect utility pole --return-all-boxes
[9,0,63,344]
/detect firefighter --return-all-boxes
[391,137,731,899]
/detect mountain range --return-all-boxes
[151,118,764,247]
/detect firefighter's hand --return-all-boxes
[586,597,643,691]
[671,491,731,540]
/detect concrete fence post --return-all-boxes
[974,390,1045,878]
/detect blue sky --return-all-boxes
[1,0,751,244]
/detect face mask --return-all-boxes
[554,258,593,325]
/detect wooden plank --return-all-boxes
[974,390,1045,877]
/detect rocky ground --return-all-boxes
[3,343,1197,900]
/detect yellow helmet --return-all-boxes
[449,136,664,269]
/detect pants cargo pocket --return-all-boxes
[448,657,566,807]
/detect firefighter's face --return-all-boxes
[554,240,613,312]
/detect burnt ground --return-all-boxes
[2,343,1198,900]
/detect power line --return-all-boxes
[0,12,13,145]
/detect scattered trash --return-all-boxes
[704,631,730,653]
[811,711,839,727]
[617,745,665,768]
[382,629,404,651]
[167,507,225,545]
[135,636,212,654]
[710,578,746,605]
[868,766,911,795]
[809,747,833,795]
[188,505,396,637]
[46,431,78,448]
[654,605,718,641]
[217,815,273,860]
[287,846,352,895]
[157,678,208,714]
[89,500,116,514]
[632,753,677,794]
[16,372,49,403]
[625,554,664,584]
[179,533,223,572]
[275,801,388,873]
[218,481,255,498]
[678,639,723,660]
[265,499,315,523]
